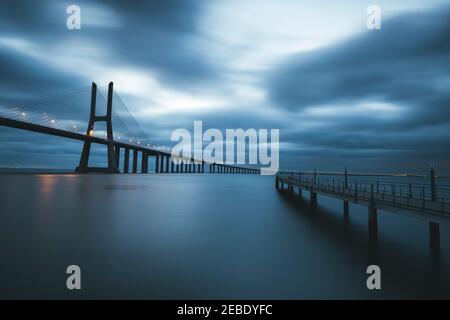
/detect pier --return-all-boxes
[276,169,450,251]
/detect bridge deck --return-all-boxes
[277,174,450,225]
[0,116,163,156]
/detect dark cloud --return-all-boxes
[1,1,450,173]
[105,0,222,87]
[267,5,450,173]
[269,5,450,125]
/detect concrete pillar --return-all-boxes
[142,152,148,173]
[176,163,180,173]
[124,148,130,173]
[310,191,317,208]
[160,155,164,173]
[114,146,120,171]
[201,162,205,173]
[132,149,138,173]
[368,203,378,245]
[155,155,160,173]
[275,177,279,190]
[180,162,184,173]
[165,156,169,173]
[298,188,302,197]
[429,222,440,250]
[343,200,349,218]
[170,158,174,173]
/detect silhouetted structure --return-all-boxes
[0,82,261,175]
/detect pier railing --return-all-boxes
[277,170,450,216]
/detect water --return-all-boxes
[0,174,449,299]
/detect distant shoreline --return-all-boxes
[0,168,74,175]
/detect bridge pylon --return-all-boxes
[76,82,119,173]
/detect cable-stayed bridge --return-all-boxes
[0,82,260,174]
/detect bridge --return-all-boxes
[276,169,450,251]
[0,82,260,175]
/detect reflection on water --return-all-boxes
[0,174,449,299]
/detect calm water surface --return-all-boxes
[0,174,449,299]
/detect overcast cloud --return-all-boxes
[0,0,449,174]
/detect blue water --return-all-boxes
[0,174,449,299]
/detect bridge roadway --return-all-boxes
[0,116,260,175]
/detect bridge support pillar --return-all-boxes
[429,222,440,250]
[76,82,118,173]
[124,148,130,173]
[310,191,317,208]
[132,149,138,173]
[142,152,148,173]
[368,203,378,246]
[160,155,164,173]
[343,200,349,218]
[176,163,180,173]
[155,155,160,173]
[165,156,169,173]
[298,188,302,197]
[115,146,120,171]
[170,158,174,173]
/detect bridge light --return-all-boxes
[51,119,55,124]
[21,112,26,116]
[89,129,94,136]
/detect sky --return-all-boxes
[0,0,449,174]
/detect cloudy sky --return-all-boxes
[0,0,449,174]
